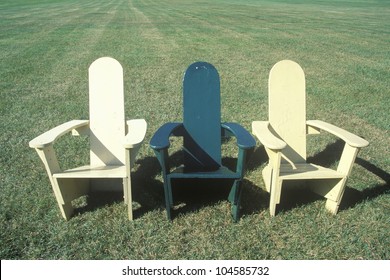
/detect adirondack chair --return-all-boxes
[150,62,256,221]
[252,60,369,216]
[29,57,147,220]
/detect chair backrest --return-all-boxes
[268,60,307,163]
[88,57,126,166]
[182,62,221,171]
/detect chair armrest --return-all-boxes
[29,120,89,149]
[221,122,256,150]
[124,119,147,149]
[251,121,286,150]
[149,122,183,150]
[306,120,369,148]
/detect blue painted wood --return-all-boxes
[168,166,240,179]
[150,122,183,150]
[149,62,256,222]
[183,62,221,171]
[221,122,257,150]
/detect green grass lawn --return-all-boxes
[0,0,389,259]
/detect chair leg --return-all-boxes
[58,201,74,221]
[229,179,242,222]
[123,177,133,220]
[49,179,73,220]
[262,165,272,193]
[324,178,347,215]
[54,178,75,220]
[269,179,282,217]
[266,151,282,217]
[311,178,347,215]
[325,199,340,214]
[269,197,277,217]
[55,178,89,220]
[324,144,361,214]
[164,178,173,220]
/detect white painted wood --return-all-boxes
[29,120,89,148]
[35,146,62,202]
[269,60,307,163]
[252,59,369,216]
[252,121,286,150]
[53,165,127,178]
[269,150,282,216]
[262,164,272,192]
[279,163,344,180]
[29,57,147,221]
[307,120,369,148]
[124,119,147,148]
[89,57,126,167]
[337,143,360,175]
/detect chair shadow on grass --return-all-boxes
[72,155,166,219]
[239,140,389,216]
[73,140,389,219]
[307,139,389,212]
[340,157,390,211]
[264,139,390,214]
[131,147,269,220]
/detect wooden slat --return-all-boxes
[279,163,344,180]
[252,121,287,150]
[89,57,125,166]
[53,165,126,178]
[168,166,240,179]
[268,60,307,162]
[29,120,89,148]
[124,119,147,148]
[307,120,369,148]
[183,62,221,170]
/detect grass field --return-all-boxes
[0,0,389,259]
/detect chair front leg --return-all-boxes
[268,150,282,216]
[154,149,173,220]
[229,179,242,222]
[325,144,360,214]
[164,177,173,220]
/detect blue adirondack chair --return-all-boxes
[150,62,256,221]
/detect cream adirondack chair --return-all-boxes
[29,57,147,220]
[252,60,369,216]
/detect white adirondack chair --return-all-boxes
[252,60,369,216]
[29,57,147,220]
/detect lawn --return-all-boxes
[0,0,389,259]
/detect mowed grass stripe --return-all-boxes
[0,0,110,64]
[130,0,389,130]
[1,1,124,123]
[1,1,131,175]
